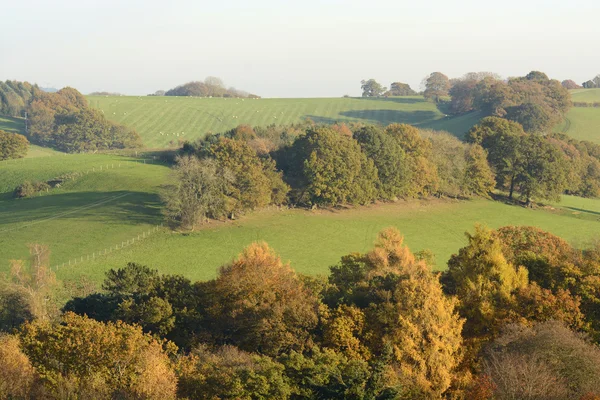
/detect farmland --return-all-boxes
[1,151,599,284]
[88,95,477,147]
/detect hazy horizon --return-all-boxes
[2,0,599,98]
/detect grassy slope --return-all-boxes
[1,152,599,283]
[571,88,600,103]
[553,89,600,143]
[88,96,478,147]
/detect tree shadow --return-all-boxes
[305,110,439,127]
[353,97,426,105]
[565,207,600,217]
[0,190,163,228]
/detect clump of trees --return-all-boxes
[166,122,499,229]
[423,72,451,103]
[4,223,600,398]
[360,80,417,97]
[0,129,29,160]
[0,81,142,152]
[165,76,259,98]
[467,116,600,202]
[448,71,572,132]
[28,87,142,152]
[582,74,600,88]
[385,82,416,96]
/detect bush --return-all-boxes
[0,130,29,160]
[13,181,50,198]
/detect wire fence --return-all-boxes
[51,223,164,271]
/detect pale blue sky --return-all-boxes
[1,0,599,97]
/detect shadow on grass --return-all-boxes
[305,109,439,126]
[565,207,600,217]
[0,115,25,134]
[0,190,163,228]
[353,97,426,105]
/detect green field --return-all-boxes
[555,107,600,143]
[88,95,478,148]
[1,153,599,284]
[571,88,600,103]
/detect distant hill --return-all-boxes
[88,95,479,148]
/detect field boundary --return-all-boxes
[51,223,164,272]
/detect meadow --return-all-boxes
[1,151,599,284]
[87,95,477,147]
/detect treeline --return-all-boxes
[360,79,416,97]
[0,81,142,153]
[2,225,600,398]
[166,122,495,229]
[0,130,29,160]
[447,71,572,132]
[0,80,38,117]
[582,74,600,88]
[162,76,259,98]
[468,117,600,202]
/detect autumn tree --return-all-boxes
[443,225,529,338]
[326,228,464,397]
[20,312,177,399]
[483,321,600,399]
[0,130,29,160]
[562,79,582,89]
[360,79,386,97]
[206,242,319,357]
[423,72,451,102]
[0,334,39,399]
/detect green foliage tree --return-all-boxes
[353,125,409,199]
[177,345,291,399]
[285,127,379,206]
[207,137,289,215]
[0,130,29,160]
[385,124,439,196]
[386,82,416,96]
[360,79,386,97]
[463,144,496,197]
[423,72,451,102]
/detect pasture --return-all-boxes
[1,151,599,284]
[88,95,477,147]
[571,88,600,103]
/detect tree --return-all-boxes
[207,242,319,357]
[483,321,600,399]
[466,116,526,199]
[177,345,291,399]
[360,79,386,97]
[286,127,379,206]
[353,125,409,199]
[20,312,177,399]
[0,130,29,160]
[444,225,529,338]
[162,156,233,229]
[422,72,451,102]
[386,82,416,96]
[327,228,464,397]
[206,137,289,215]
[385,124,439,196]
[562,79,582,89]
[463,144,496,198]
[0,334,39,399]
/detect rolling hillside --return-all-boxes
[1,151,599,283]
[88,95,477,147]
[554,89,600,143]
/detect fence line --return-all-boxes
[51,223,164,271]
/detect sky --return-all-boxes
[1,0,599,98]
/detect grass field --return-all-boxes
[555,107,600,143]
[571,88,600,103]
[88,95,479,148]
[1,152,599,284]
